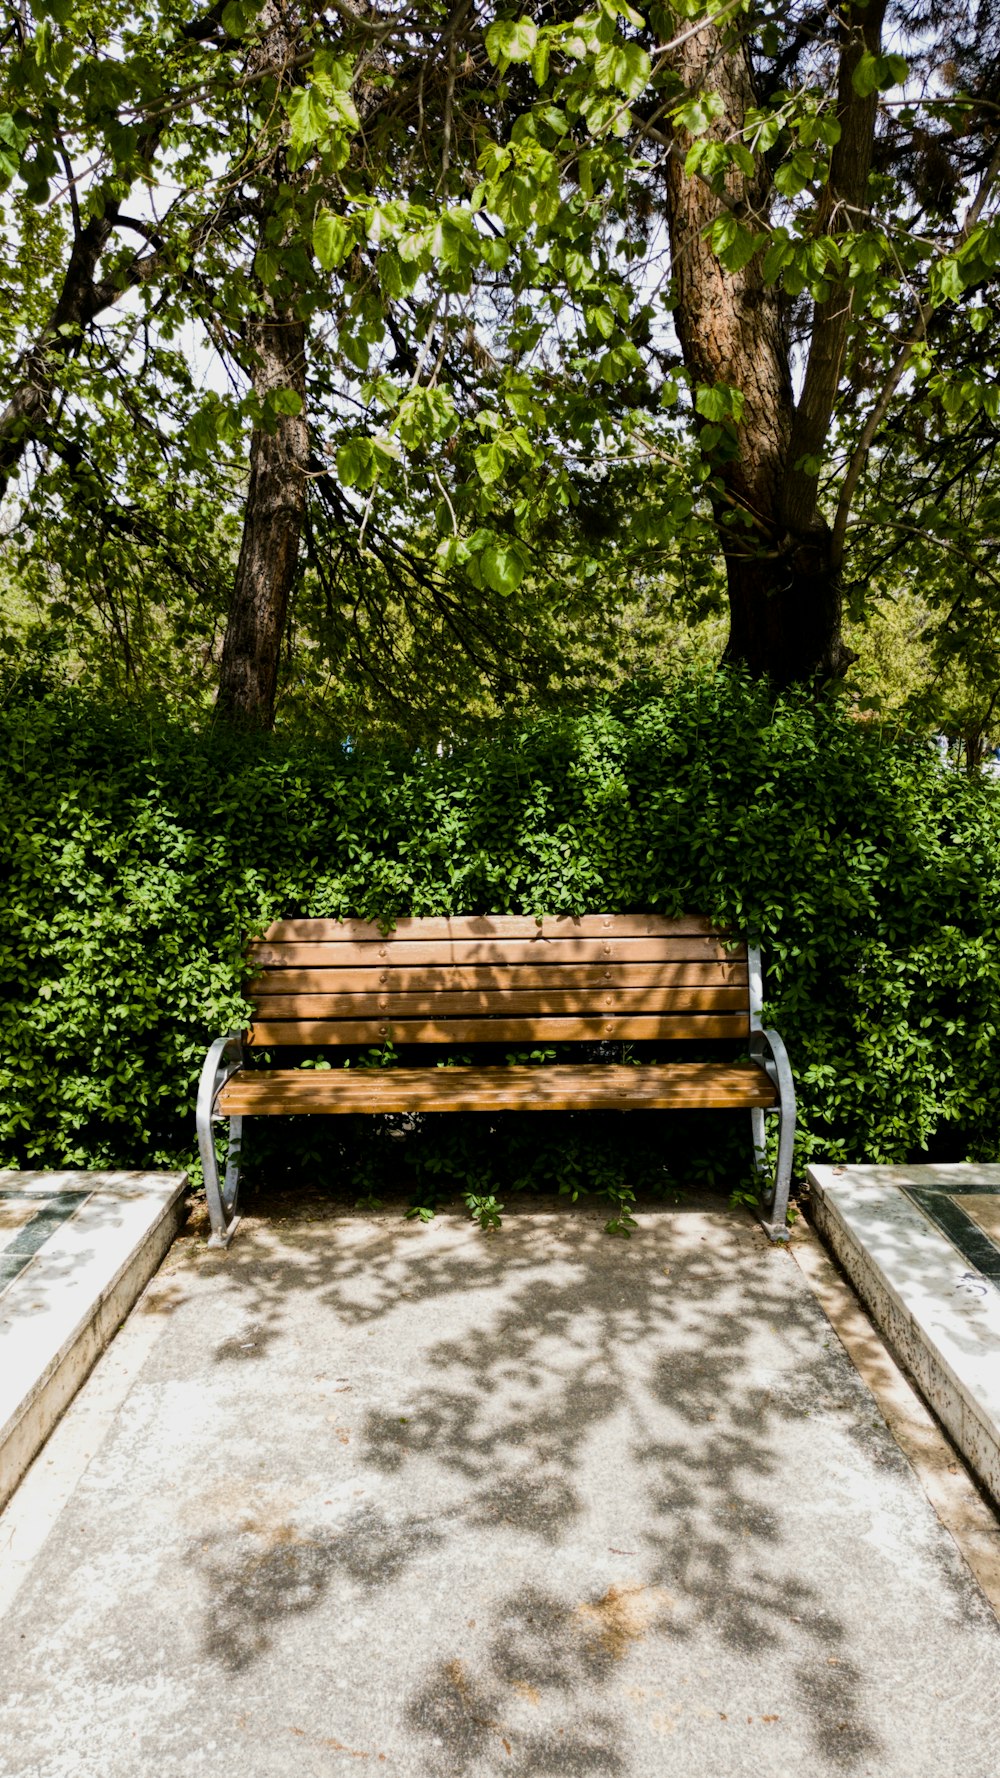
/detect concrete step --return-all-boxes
[809,1162,1000,1510]
[0,1170,187,1509]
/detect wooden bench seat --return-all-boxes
[218,1062,779,1116]
[196,915,795,1247]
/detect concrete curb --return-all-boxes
[792,1214,1000,1619]
[0,1171,187,1510]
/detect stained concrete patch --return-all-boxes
[0,1170,187,1509]
[809,1163,1000,1511]
[0,1202,998,1777]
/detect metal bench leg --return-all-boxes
[196,1034,245,1247]
[749,1028,796,1245]
[750,1106,766,1174]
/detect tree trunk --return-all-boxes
[723,533,850,685]
[216,308,308,727]
[661,4,885,685]
[215,0,309,730]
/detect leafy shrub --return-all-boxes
[3,671,999,1206]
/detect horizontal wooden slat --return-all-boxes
[248,961,749,996]
[250,936,740,970]
[246,1014,750,1047]
[249,987,749,1019]
[218,1062,777,1115]
[263,914,730,943]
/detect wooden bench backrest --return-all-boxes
[245,915,750,1049]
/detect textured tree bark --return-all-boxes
[661,3,886,685]
[215,0,309,729]
[215,307,309,727]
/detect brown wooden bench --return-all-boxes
[196,915,795,1247]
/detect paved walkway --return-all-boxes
[1,1198,999,1777]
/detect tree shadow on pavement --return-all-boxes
[185,1204,901,1770]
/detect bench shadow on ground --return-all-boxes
[187,1195,888,1773]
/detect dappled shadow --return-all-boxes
[192,1520,340,1673]
[189,1502,444,1673]
[179,1201,971,1766]
[406,1592,630,1776]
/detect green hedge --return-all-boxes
[3,673,999,1206]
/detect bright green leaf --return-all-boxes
[485,17,538,65]
[313,208,354,270]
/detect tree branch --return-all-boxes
[0,205,121,500]
[780,0,888,536]
[831,137,1000,568]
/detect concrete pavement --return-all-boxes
[1,1196,998,1777]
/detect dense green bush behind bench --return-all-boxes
[3,671,1000,1202]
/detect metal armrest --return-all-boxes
[196,1032,246,1246]
[748,1026,796,1240]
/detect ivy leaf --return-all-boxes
[268,387,303,419]
[729,142,756,177]
[852,51,880,96]
[853,50,908,96]
[709,213,762,273]
[531,37,550,86]
[314,208,354,270]
[395,386,457,448]
[848,233,888,274]
[474,436,512,484]
[933,257,964,304]
[430,212,477,275]
[673,92,725,137]
[485,18,537,65]
[313,47,355,92]
[773,150,818,197]
[594,41,651,100]
[480,538,529,594]
[287,86,330,154]
[336,436,377,489]
[695,384,733,423]
[586,306,615,340]
[564,247,592,288]
[329,90,360,132]
[254,246,280,285]
[745,108,782,153]
[221,1,253,36]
